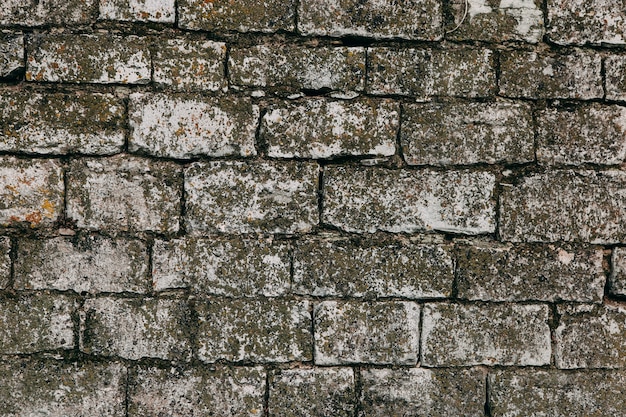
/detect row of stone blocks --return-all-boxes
[1,0,625,46]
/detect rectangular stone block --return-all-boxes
[99,0,175,22]
[490,369,626,416]
[556,304,626,369]
[293,239,453,298]
[421,303,551,366]
[499,49,602,99]
[402,100,534,165]
[361,368,486,417]
[0,360,126,417]
[611,247,626,297]
[537,104,626,165]
[0,237,10,289]
[0,90,125,155]
[0,294,74,354]
[14,236,149,293]
[80,297,192,361]
[499,170,626,243]
[229,46,365,92]
[606,55,626,101]
[0,157,64,228]
[456,242,605,302]
[185,161,318,234]
[298,0,442,40]
[129,366,265,417]
[0,0,96,26]
[67,156,181,233]
[269,368,355,417]
[179,0,295,32]
[547,0,626,45]
[26,34,150,84]
[196,299,312,363]
[0,33,23,78]
[153,39,227,91]
[314,301,419,365]
[152,237,290,296]
[323,167,496,234]
[447,0,544,43]
[367,47,495,98]
[263,98,398,159]
[129,93,258,158]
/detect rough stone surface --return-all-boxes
[555,304,626,369]
[0,0,96,26]
[80,297,192,361]
[229,46,365,91]
[178,0,295,32]
[456,242,605,302]
[547,0,626,45]
[490,369,626,416]
[402,100,534,165]
[0,237,10,289]
[537,104,626,165]
[152,238,290,296]
[367,47,495,98]
[262,98,398,159]
[606,55,626,101]
[196,299,312,363]
[499,49,603,99]
[99,0,175,22]
[0,33,23,78]
[448,0,544,43]
[293,239,453,298]
[129,93,258,158]
[0,90,125,155]
[361,368,486,417]
[314,301,420,365]
[26,34,150,84]
[323,167,496,234]
[298,0,442,40]
[0,157,64,228]
[129,366,265,417]
[14,236,149,293]
[185,161,318,234]
[499,170,626,243]
[611,247,626,297]
[67,156,181,233]
[0,360,126,417]
[0,294,74,354]
[153,38,227,91]
[421,303,551,366]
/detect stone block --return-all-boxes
[0,33,23,78]
[0,0,96,26]
[547,0,626,45]
[99,0,175,22]
[606,55,626,101]
[610,247,626,296]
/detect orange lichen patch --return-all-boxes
[50,62,59,69]
[4,184,18,194]
[25,211,42,225]
[175,126,186,137]
[41,199,55,218]
[9,215,20,223]
[17,176,34,186]
[140,11,150,19]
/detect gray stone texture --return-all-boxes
[262,98,398,159]
[606,55,626,101]
[421,303,551,366]
[499,170,626,243]
[402,100,534,165]
[0,0,96,26]
[499,49,603,99]
[314,301,420,365]
[0,33,23,78]
[547,0,626,45]
[196,299,312,363]
[323,166,496,234]
[555,304,626,369]
[269,368,355,417]
[456,242,605,302]
[152,237,290,296]
[611,247,626,297]
[293,239,454,298]
[367,47,496,98]
[129,366,265,416]
[99,0,175,22]
[361,368,486,417]
[0,237,10,289]
[185,161,318,234]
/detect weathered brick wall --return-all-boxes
[0,0,625,415]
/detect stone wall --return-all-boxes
[0,0,625,415]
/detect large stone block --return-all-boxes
[0,33,23,78]
[606,55,626,101]
[610,247,626,297]
[323,167,496,234]
[421,303,551,366]
[99,0,175,22]
[0,237,10,289]
[314,301,420,365]
[0,0,96,26]
[547,0,626,45]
